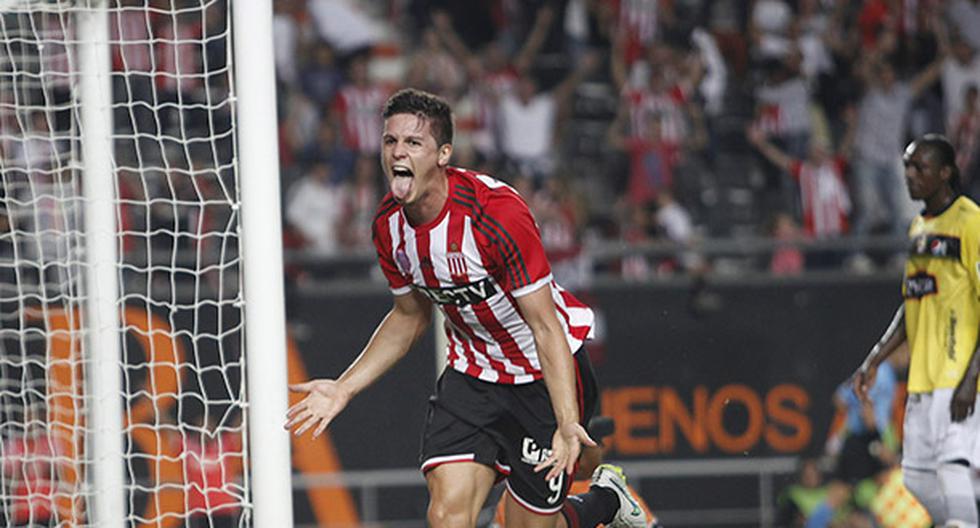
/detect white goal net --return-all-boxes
[0,1,264,526]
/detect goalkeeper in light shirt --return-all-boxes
[853,134,980,527]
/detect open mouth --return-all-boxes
[391,166,414,200]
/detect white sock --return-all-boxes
[905,467,948,524]
[938,463,979,527]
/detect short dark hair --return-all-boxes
[916,133,961,192]
[382,88,454,147]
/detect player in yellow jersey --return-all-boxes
[853,134,980,527]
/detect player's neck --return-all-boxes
[923,187,958,216]
[403,170,449,226]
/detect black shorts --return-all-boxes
[419,348,599,514]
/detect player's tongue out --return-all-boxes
[391,167,413,200]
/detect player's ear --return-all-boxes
[437,144,452,167]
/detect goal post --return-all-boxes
[77,3,125,527]
[0,0,293,526]
[233,0,295,526]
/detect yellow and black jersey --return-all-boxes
[903,195,980,393]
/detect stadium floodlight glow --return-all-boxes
[0,0,293,526]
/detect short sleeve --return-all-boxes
[963,213,980,298]
[372,213,412,296]
[481,190,552,296]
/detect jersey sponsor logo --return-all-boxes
[415,277,498,306]
[904,272,938,299]
[520,437,553,466]
[909,234,961,259]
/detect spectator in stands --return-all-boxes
[946,0,980,52]
[608,109,677,206]
[284,161,345,257]
[300,40,344,107]
[951,84,980,198]
[748,124,852,268]
[331,54,390,155]
[942,36,980,131]
[848,49,945,268]
[497,52,600,184]
[752,53,813,216]
[339,155,380,253]
[431,5,558,168]
[769,212,805,275]
[529,177,591,291]
[749,0,794,63]
[653,191,702,275]
[297,117,355,180]
[405,27,465,99]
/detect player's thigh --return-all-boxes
[426,461,498,524]
[932,389,980,464]
[503,491,562,528]
[902,391,937,471]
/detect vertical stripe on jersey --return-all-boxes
[443,212,525,383]
[419,213,490,379]
[429,212,481,377]
[388,213,406,282]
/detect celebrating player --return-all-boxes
[286,88,647,528]
[852,134,980,526]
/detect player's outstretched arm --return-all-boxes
[517,286,596,481]
[285,290,433,438]
[853,304,906,401]
[951,339,980,422]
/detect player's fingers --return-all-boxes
[578,430,598,448]
[289,382,313,393]
[293,415,319,437]
[284,409,312,429]
[285,400,307,418]
[534,453,558,474]
[312,418,331,438]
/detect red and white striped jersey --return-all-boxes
[372,167,594,385]
[790,158,851,238]
[333,84,390,154]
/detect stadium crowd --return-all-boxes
[269,0,980,285]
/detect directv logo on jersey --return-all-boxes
[416,277,498,306]
[520,437,553,466]
[905,272,938,299]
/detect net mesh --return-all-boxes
[0,1,251,526]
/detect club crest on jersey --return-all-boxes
[395,249,411,275]
[447,251,468,278]
[416,277,498,306]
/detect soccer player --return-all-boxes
[852,134,980,527]
[286,88,647,528]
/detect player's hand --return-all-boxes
[284,379,353,438]
[951,374,978,422]
[535,422,597,482]
[852,363,877,403]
